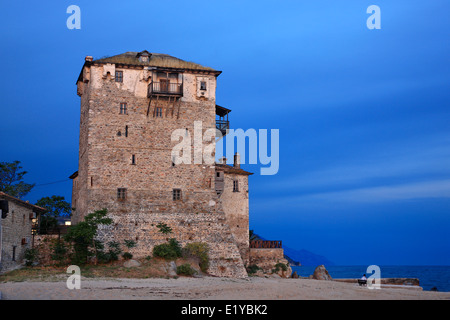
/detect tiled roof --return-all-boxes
[0,192,47,213]
[215,163,253,176]
[94,51,220,72]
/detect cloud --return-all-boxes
[256,133,450,191]
[295,179,450,203]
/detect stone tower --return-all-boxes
[70,51,251,277]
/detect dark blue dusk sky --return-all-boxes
[1,1,449,265]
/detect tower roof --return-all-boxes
[94,51,220,73]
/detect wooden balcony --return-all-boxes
[216,119,229,136]
[216,105,231,136]
[148,81,183,97]
[250,240,282,249]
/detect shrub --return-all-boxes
[182,242,210,273]
[246,264,261,275]
[50,241,68,265]
[122,252,133,260]
[107,241,122,261]
[153,238,182,260]
[124,240,136,249]
[64,208,113,265]
[272,262,288,273]
[24,248,38,267]
[176,263,197,276]
[156,223,172,235]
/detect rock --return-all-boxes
[291,271,299,279]
[123,259,141,268]
[312,265,332,280]
[270,273,281,278]
[162,261,178,276]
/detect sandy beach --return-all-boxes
[1,276,449,300]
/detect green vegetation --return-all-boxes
[0,160,35,199]
[176,263,197,276]
[122,239,136,260]
[182,242,210,273]
[246,264,261,275]
[24,248,38,267]
[50,240,69,266]
[64,208,113,265]
[272,262,288,273]
[156,222,172,235]
[122,252,133,260]
[153,239,182,260]
[35,196,71,234]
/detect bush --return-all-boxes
[153,238,182,260]
[246,264,261,275]
[24,248,38,267]
[122,252,133,260]
[176,263,197,276]
[64,208,112,265]
[124,240,136,249]
[182,242,210,273]
[50,241,68,265]
[272,262,288,273]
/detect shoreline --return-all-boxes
[1,277,450,300]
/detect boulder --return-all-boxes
[291,271,299,279]
[163,261,178,276]
[312,265,332,280]
[123,259,141,268]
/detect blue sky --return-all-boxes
[0,1,449,265]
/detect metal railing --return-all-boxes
[148,82,183,96]
[216,120,229,134]
[249,240,282,249]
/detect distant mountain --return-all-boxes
[283,246,335,267]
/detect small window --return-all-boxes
[173,189,182,201]
[120,103,127,114]
[117,188,127,200]
[131,155,136,165]
[233,180,239,192]
[12,246,16,261]
[115,71,123,83]
[200,81,207,91]
[156,107,163,118]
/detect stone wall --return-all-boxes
[0,200,34,273]
[218,172,250,266]
[71,60,248,278]
[249,248,292,277]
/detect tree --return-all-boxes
[35,195,71,234]
[64,208,113,265]
[0,161,35,198]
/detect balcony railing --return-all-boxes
[250,240,282,249]
[216,119,229,136]
[148,82,183,96]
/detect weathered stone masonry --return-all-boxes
[71,51,252,277]
[0,192,46,273]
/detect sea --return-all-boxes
[291,265,450,292]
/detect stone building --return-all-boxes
[0,192,46,273]
[70,51,287,277]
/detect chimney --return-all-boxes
[85,56,93,62]
[234,153,240,169]
[219,157,227,164]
